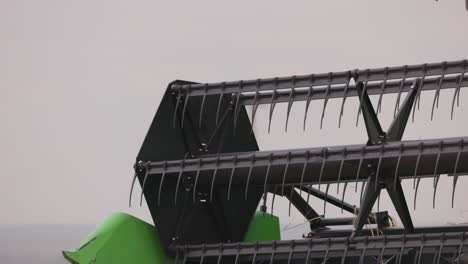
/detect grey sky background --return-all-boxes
[2,0,468,237]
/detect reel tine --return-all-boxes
[158,161,168,206]
[407,78,423,124]
[414,178,421,210]
[234,243,240,264]
[375,145,384,191]
[412,64,427,122]
[458,61,467,103]
[318,148,328,191]
[452,139,463,208]
[340,238,349,264]
[251,242,258,264]
[322,239,330,264]
[432,141,443,209]
[268,78,279,133]
[413,142,424,189]
[306,183,312,204]
[341,182,348,214]
[394,144,403,190]
[359,238,367,264]
[282,152,291,196]
[305,240,312,264]
[323,183,330,216]
[215,82,226,126]
[416,235,425,264]
[250,80,261,134]
[139,163,151,206]
[355,147,365,192]
[199,84,208,128]
[417,64,428,110]
[244,154,256,200]
[288,186,294,216]
[287,241,294,264]
[181,86,191,128]
[173,85,183,128]
[394,65,408,118]
[436,233,445,264]
[452,61,467,119]
[129,171,138,207]
[209,156,220,203]
[269,242,276,264]
[299,150,310,197]
[285,77,296,132]
[455,233,465,264]
[320,72,332,129]
[413,248,420,264]
[263,153,274,198]
[303,74,315,131]
[174,153,189,205]
[337,148,347,194]
[271,185,278,216]
[227,154,238,201]
[233,81,243,133]
[182,246,188,264]
[199,245,205,264]
[356,69,369,127]
[216,244,223,264]
[397,235,406,264]
[451,74,464,120]
[193,158,202,204]
[377,237,386,264]
[338,71,353,128]
[376,67,389,115]
[431,62,447,121]
[452,173,459,209]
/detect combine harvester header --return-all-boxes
[128,59,468,264]
[65,59,468,264]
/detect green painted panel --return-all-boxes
[63,213,168,264]
[63,211,280,264]
[244,211,281,242]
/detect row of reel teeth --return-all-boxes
[172,60,467,132]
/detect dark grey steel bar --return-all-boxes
[314,225,468,238]
[169,60,467,99]
[238,74,468,105]
[318,217,357,226]
[145,137,467,180]
[299,185,357,214]
[171,232,468,260]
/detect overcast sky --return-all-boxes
[2,0,468,234]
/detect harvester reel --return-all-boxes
[130,59,468,264]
